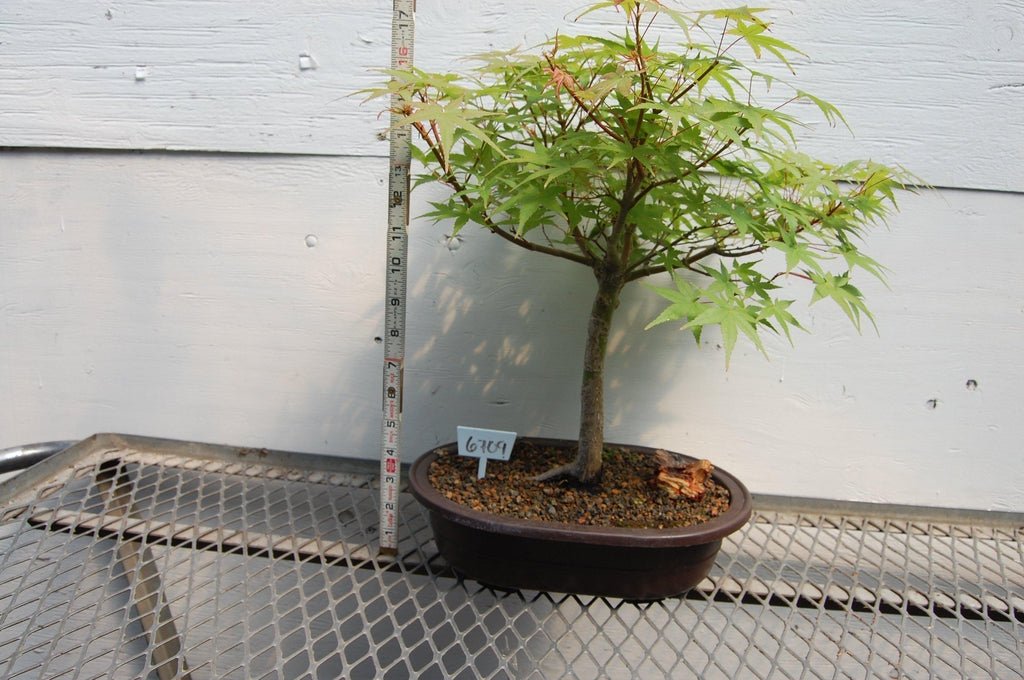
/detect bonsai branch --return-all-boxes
[667,58,720,107]
[624,225,715,280]
[632,138,736,206]
[410,121,594,267]
[571,226,600,260]
[716,243,767,258]
[625,235,728,282]
[485,219,594,266]
[632,13,654,104]
[770,270,814,283]
[544,53,625,143]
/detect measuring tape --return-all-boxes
[378,0,415,557]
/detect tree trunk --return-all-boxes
[573,268,624,483]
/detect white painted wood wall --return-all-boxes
[2,1,1022,510]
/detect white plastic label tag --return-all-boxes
[456,426,517,479]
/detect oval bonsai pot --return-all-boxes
[408,437,752,599]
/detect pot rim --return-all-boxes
[408,437,753,548]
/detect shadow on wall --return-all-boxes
[396,213,697,459]
[50,150,687,460]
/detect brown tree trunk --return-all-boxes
[573,268,624,483]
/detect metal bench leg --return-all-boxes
[98,460,192,680]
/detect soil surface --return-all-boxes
[427,440,731,529]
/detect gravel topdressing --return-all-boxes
[427,440,731,529]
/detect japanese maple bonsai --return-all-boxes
[365,0,909,595]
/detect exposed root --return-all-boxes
[533,462,578,483]
[653,450,714,501]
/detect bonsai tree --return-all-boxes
[365,0,909,484]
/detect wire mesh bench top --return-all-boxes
[0,434,1020,679]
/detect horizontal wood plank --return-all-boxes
[0,0,1021,191]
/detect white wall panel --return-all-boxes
[2,152,1022,510]
[1,1,1022,191]
[1,152,388,456]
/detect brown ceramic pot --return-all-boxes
[408,437,752,599]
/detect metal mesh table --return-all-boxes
[0,434,1020,679]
